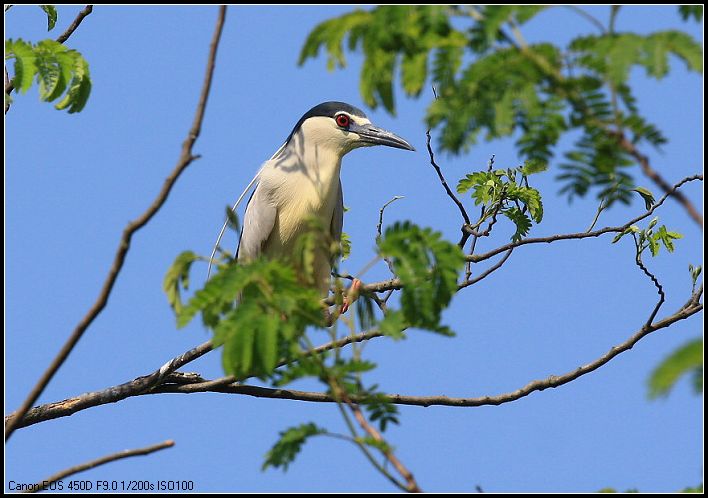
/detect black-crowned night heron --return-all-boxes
[211,101,414,301]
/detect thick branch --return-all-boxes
[5,330,383,431]
[148,297,703,407]
[4,6,228,440]
[26,440,174,494]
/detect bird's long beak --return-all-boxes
[350,123,415,151]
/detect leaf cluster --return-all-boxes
[457,164,545,242]
[6,38,92,113]
[262,423,327,471]
[612,217,683,257]
[169,257,326,378]
[300,5,702,206]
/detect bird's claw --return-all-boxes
[340,278,362,314]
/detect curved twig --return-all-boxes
[26,440,174,494]
[425,128,472,247]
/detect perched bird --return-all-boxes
[211,101,414,300]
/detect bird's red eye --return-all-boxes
[336,114,350,128]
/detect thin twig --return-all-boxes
[425,126,471,246]
[377,195,404,275]
[562,5,606,33]
[56,5,94,43]
[26,440,174,494]
[632,236,666,326]
[4,5,228,441]
[460,249,513,289]
[338,388,422,493]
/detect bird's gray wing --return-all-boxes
[236,182,277,261]
[330,180,344,258]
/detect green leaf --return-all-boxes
[503,207,532,242]
[355,292,377,331]
[40,5,58,31]
[678,5,703,22]
[363,392,400,432]
[647,234,660,257]
[681,484,704,493]
[401,51,428,97]
[163,251,199,316]
[612,225,640,244]
[340,231,351,261]
[225,205,240,233]
[648,338,703,399]
[520,159,549,176]
[507,185,544,223]
[379,310,407,339]
[7,39,38,94]
[655,225,683,254]
[54,51,92,113]
[632,187,655,210]
[378,221,464,335]
[263,423,327,471]
[688,264,702,291]
[355,436,391,453]
[256,317,280,373]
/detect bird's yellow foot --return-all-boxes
[340,278,362,314]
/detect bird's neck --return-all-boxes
[271,128,344,198]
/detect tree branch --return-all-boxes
[338,388,422,492]
[5,5,228,440]
[148,295,703,408]
[357,175,703,296]
[5,330,383,431]
[7,174,701,432]
[26,440,174,494]
[469,174,703,265]
[55,5,94,43]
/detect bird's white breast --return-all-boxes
[259,128,342,251]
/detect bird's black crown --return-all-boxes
[284,101,367,145]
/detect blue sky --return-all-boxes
[5,5,703,493]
